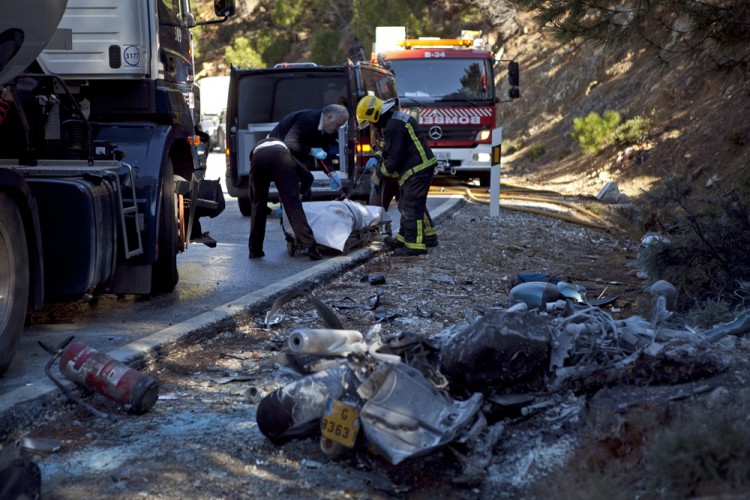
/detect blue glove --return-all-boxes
[365,157,379,172]
[311,148,327,160]
[328,172,341,190]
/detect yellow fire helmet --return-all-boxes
[356,96,396,129]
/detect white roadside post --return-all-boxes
[489,127,502,217]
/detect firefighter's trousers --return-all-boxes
[396,169,434,250]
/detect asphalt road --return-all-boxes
[0,152,462,425]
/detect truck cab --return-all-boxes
[0,0,235,376]
[226,61,398,215]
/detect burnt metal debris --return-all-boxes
[253,281,749,473]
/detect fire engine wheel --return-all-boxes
[151,159,179,294]
[0,192,30,376]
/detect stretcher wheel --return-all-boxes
[287,240,296,256]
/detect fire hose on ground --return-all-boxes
[464,188,628,234]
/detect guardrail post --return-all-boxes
[489,127,502,217]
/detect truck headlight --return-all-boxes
[476,129,491,141]
[473,153,491,163]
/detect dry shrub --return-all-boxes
[638,174,750,321]
[645,395,750,497]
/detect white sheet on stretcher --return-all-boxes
[282,200,392,252]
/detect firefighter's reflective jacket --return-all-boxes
[380,111,436,186]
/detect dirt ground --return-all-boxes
[5,198,749,499]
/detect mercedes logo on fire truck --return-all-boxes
[428,126,443,140]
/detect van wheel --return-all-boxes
[0,192,29,376]
[151,159,179,294]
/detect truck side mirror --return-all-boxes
[214,0,236,18]
[508,61,519,87]
[508,61,520,99]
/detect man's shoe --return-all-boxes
[383,236,404,249]
[249,250,265,259]
[192,232,217,248]
[393,247,427,257]
[425,237,439,248]
[302,247,323,261]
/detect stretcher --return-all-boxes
[281,200,392,256]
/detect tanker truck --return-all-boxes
[0,0,235,376]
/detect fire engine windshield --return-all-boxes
[389,58,495,102]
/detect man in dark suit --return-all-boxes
[248,104,349,260]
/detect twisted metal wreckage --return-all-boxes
[254,278,750,467]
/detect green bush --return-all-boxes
[572,110,621,154]
[310,29,342,66]
[224,30,291,69]
[526,142,546,161]
[225,37,263,69]
[613,115,652,147]
[351,0,427,57]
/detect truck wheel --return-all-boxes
[238,196,252,217]
[0,192,30,376]
[151,159,179,294]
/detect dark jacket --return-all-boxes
[379,111,436,186]
[269,109,339,170]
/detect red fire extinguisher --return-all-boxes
[58,340,159,414]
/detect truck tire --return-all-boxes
[238,195,252,217]
[0,192,30,376]
[151,159,179,294]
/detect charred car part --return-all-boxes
[357,363,484,465]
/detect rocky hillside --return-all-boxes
[497,10,750,207]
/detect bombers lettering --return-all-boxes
[421,115,480,125]
[414,106,494,127]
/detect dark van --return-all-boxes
[226,61,398,215]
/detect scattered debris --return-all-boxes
[253,276,750,481]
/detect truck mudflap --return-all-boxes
[26,175,118,300]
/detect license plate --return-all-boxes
[320,400,359,448]
[435,151,451,160]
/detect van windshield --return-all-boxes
[389,58,495,102]
[237,73,347,127]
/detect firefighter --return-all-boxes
[365,129,400,212]
[248,104,349,261]
[356,96,438,255]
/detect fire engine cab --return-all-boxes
[372,27,519,186]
